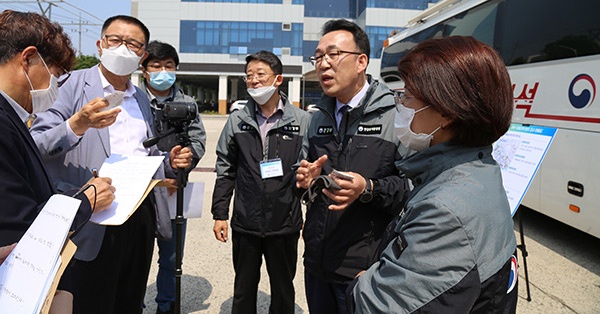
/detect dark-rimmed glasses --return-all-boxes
[243,72,273,83]
[309,50,363,66]
[102,34,145,53]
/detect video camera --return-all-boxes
[158,101,198,123]
[143,101,197,149]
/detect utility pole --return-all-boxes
[62,16,101,56]
[78,13,84,55]
[36,0,56,19]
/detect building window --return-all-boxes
[182,0,283,3]
[304,1,355,18]
[365,0,429,10]
[366,25,402,58]
[302,40,318,63]
[180,20,304,56]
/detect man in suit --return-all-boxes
[0,9,115,312]
[29,15,193,314]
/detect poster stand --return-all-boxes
[493,124,558,303]
[516,207,532,301]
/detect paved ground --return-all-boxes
[143,114,600,314]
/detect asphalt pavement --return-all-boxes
[143,114,600,314]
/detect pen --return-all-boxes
[92,168,99,178]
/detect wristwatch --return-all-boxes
[359,178,374,203]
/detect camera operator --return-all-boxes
[140,40,206,314]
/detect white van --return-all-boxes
[380,0,600,238]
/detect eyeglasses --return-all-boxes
[309,50,363,66]
[394,91,415,105]
[394,91,416,110]
[57,71,71,88]
[243,72,273,83]
[102,34,145,53]
[146,62,177,72]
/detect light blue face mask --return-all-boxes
[149,70,176,91]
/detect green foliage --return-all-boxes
[73,55,100,70]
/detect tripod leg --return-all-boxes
[174,168,186,314]
[516,207,532,301]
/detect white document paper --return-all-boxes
[90,154,165,225]
[0,194,81,314]
[492,124,557,216]
[167,181,205,219]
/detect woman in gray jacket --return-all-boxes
[350,36,518,313]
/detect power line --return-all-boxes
[1,1,104,55]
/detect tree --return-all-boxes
[74,55,99,70]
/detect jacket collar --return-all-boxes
[316,75,394,120]
[0,94,55,190]
[397,142,493,186]
[240,91,297,127]
[84,65,152,157]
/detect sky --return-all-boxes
[0,0,131,56]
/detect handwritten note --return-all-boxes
[90,154,165,225]
[0,194,81,314]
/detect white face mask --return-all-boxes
[100,44,142,76]
[23,52,59,114]
[247,76,278,105]
[394,104,441,152]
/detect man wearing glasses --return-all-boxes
[0,10,117,312]
[295,19,410,313]
[30,15,193,313]
[139,40,207,314]
[211,50,310,314]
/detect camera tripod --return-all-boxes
[144,122,190,314]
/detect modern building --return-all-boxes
[132,0,439,113]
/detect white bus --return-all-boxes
[380,0,600,238]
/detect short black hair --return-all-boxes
[102,15,150,46]
[321,19,370,61]
[142,40,179,68]
[244,50,283,75]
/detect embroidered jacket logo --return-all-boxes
[283,125,300,132]
[318,126,334,135]
[357,124,382,135]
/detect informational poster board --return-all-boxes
[167,182,204,219]
[492,124,557,216]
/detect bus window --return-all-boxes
[497,0,600,66]
[380,0,500,83]
[380,0,600,83]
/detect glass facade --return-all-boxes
[366,25,401,58]
[366,0,429,10]
[304,0,357,18]
[180,21,303,56]
[178,1,440,60]
[303,40,318,62]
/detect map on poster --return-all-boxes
[492,124,557,217]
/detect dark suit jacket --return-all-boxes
[0,94,91,246]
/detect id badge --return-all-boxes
[260,158,284,179]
